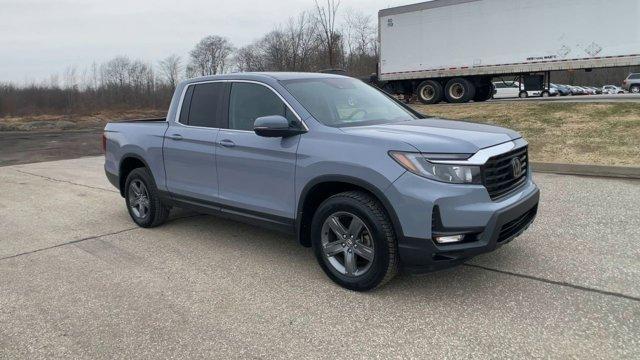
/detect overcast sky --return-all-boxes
[0,0,415,84]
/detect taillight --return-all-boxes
[102,133,107,153]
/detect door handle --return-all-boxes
[218,139,235,148]
[169,134,183,141]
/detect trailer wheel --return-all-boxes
[519,91,529,98]
[444,78,475,103]
[473,84,494,102]
[416,80,443,104]
[541,91,550,98]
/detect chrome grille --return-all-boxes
[483,146,528,200]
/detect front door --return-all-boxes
[216,82,302,221]
[163,82,227,203]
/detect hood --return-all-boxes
[340,119,521,154]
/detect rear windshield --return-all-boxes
[280,77,417,127]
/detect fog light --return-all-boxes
[434,235,465,244]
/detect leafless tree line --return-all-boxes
[5,0,633,118]
[0,1,378,117]
[236,1,377,75]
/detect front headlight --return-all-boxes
[389,151,481,184]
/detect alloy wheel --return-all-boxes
[128,179,150,219]
[320,211,375,277]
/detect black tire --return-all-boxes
[311,191,398,291]
[630,85,640,94]
[124,167,170,228]
[473,83,494,102]
[444,78,476,103]
[541,91,550,98]
[519,91,529,98]
[416,80,443,104]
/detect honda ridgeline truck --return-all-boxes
[104,73,539,291]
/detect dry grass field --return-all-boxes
[1,102,638,166]
[0,109,165,132]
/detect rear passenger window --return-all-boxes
[178,86,194,125]
[228,82,293,131]
[183,83,226,128]
[630,74,640,80]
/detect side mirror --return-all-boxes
[253,115,306,138]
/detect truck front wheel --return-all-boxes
[416,80,443,104]
[444,78,476,103]
[311,191,398,291]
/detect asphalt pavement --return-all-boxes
[1,157,638,359]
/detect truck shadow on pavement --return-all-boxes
[149,209,504,297]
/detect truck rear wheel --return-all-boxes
[125,168,170,228]
[416,80,443,104]
[444,78,476,103]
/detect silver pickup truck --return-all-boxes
[104,72,539,291]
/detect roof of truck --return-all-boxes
[183,72,347,85]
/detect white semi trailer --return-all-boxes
[377,0,640,103]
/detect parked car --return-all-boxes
[622,73,640,93]
[568,86,584,95]
[602,85,625,94]
[551,84,571,96]
[588,86,602,95]
[492,81,521,98]
[579,86,595,95]
[104,73,539,291]
[492,81,555,98]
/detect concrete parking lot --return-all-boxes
[1,156,639,359]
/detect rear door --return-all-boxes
[163,82,228,203]
[216,81,303,222]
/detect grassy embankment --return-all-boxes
[411,102,640,166]
[1,102,638,166]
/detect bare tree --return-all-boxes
[235,44,266,72]
[63,65,79,90]
[158,55,182,90]
[314,0,341,68]
[344,10,376,57]
[188,35,234,77]
[343,9,378,76]
[285,11,320,71]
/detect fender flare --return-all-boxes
[295,175,405,245]
[118,153,154,197]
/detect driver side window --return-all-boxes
[228,82,297,131]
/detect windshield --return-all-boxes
[281,77,418,127]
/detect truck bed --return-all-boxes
[114,118,167,123]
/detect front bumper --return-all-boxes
[386,166,540,273]
[399,186,539,273]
